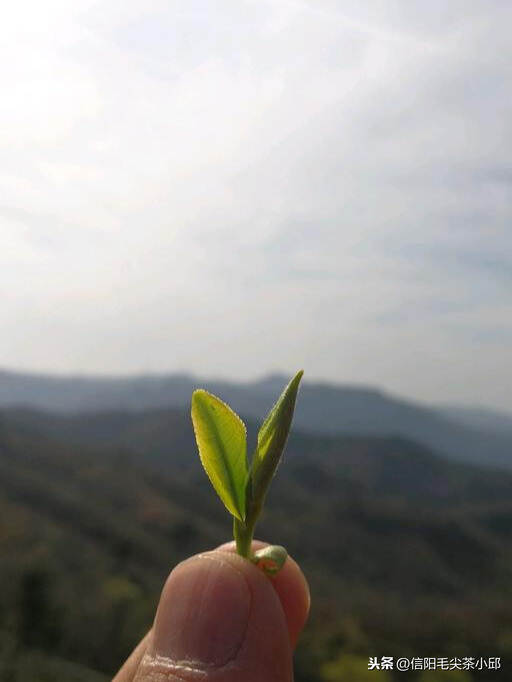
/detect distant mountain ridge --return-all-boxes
[1,368,511,470]
[4,404,512,506]
[438,404,512,436]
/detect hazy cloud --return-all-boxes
[1,0,511,410]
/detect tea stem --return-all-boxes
[233,516,255,558]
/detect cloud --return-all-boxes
[0,0,511,410]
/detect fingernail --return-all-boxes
[151,554,251,668]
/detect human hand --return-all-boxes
[113,541,310,682]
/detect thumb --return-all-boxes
[127,549,307,682]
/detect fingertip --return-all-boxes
[271,551,311,647]
[116,546,303,682]
[215,540,310,648]
[146,549,292,681]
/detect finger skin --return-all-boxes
[136,550,292,682]
[216,540,310,648]
[113,543,310,682]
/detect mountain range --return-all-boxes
[1,369,511,470]
[2,402,512,681]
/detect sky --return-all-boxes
[1,0,511,411]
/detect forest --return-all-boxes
[1,406,511,680]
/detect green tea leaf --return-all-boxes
[252,545,288,576]
[191,389,247,521]
[251,370,303,502]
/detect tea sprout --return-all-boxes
[191,370,303,576]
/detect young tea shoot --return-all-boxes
[191,370,303,576]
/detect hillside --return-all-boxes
[1,369,511,470]
[2,407,512,680]
[5,405,512,506]
[439,405,512,437]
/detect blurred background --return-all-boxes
[1,1,511,680]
